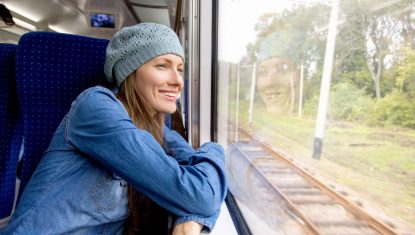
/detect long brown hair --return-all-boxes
[116,72,168,235]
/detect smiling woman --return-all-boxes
[0,22,227,235]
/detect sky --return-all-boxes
[218,0,288,63]
[218,0,329,63]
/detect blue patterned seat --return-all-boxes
[0,43,22,219]
[15,32,111,195]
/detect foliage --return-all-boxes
[339,65,373,96]
[335,0,370,78]
[328,83,373,121]
[302,93,319,117]
[382,66,400,96]
[396,48,415,97]
[368,90,415,128]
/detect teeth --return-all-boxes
[161,92,176,98]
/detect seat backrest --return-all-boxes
[15,32,110,195]
[0,43,22,219]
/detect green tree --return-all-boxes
[396,48,415,98]
[336,0,414,100]
[335,0,372,92]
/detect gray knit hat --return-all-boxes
[104,23,184,86]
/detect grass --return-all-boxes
[229,101,415,232]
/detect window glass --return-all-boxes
[217,0,415,234]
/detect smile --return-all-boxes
[160,91,178,101]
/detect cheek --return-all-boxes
[257,75,272,88]
[136,75,160,93]
[145,75,167,89]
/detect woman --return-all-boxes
[0,23,226,235]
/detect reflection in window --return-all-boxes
[217,0,415,234]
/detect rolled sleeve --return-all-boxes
[175,210,220,233]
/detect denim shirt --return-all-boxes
[0,86,227,234]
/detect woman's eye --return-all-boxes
[177,68,184,75]
[157,64,167,69]
[282,64,289,70]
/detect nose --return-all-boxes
[168,69,184,90]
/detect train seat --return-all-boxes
[0,43,23,221]
[14,32,111,195]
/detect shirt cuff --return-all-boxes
[174,211,220,233]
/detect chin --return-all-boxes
[166,109,176,114]
[158,106,176,114]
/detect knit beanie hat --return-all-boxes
[258,29,304,61]
[104,23,184,86]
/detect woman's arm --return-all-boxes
[163,126,226,232]
[173,221,203,235]
[66,87,226,223]
[163,126,195,163]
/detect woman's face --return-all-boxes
[257,57,297,113]
[134,54,184,114]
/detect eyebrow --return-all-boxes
[155,57,183,66]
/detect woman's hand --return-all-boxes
[172,221,203,235]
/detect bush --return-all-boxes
[328,82,373,121]
[302,83,415,129]
[302,82,373,121]
[303,94,319,116]
[368,90,415,129]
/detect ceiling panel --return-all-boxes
[133,6,170,27]
[129,0,168,7]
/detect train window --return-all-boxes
[216,0,414,234]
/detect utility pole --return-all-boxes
[235,63,241,141]
[298,63,304,118]
[248,62,257,127]
[312,0,339,159]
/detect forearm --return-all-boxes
[173,221,203,235]
[163,126,195,163]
